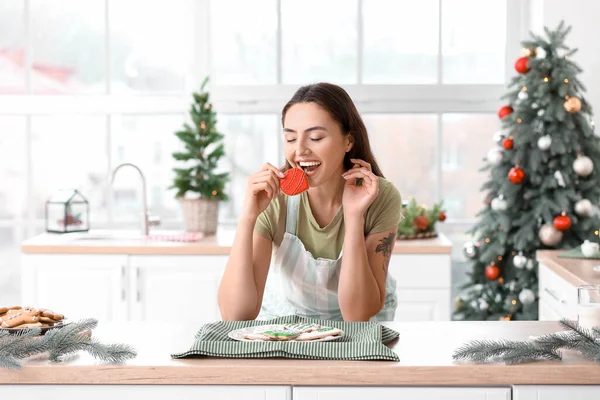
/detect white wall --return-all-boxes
[529,0,600,111]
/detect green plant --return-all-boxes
[397,198,446,236]
[170,76,229,201]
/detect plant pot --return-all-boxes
[179,198,219,235]
[397,231,438,240]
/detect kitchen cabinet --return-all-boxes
[514,385,600,400]
[21,254,228,326]
[21,254,128,322]
[537,261,577,321]
[21,252,451,324]
[3,385,291,400]
[128,255,227,328]
[294,387,511,400]
[388,254,451,320]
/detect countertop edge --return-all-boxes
[2,363,599,386]
[535,250,590,287]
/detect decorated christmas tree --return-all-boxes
[454,21,600,321]
[170,76,229,201]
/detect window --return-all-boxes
[0,0,523,238]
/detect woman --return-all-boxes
[217,82,403,322]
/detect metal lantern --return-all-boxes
[45,189,90,233]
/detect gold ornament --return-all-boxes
[564,96,582,113]
[200,121,206,129]
[212,190,218,196]
[523,47,537,57]
[455,298,464,310]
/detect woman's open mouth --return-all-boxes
[298,161,322,176]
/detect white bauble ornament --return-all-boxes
[531,102,539,109]
[539,224,563,246]
[486,148,503,165]
[463,241,478,259]
[537,135,552,150]
[491,195,508,211]
[526,259,535,270]
[479,299,489,311]
[575,199,593,216]
[518,90,528,100]
[537,47,547,59]
[574,155,594,177]
[492,130,506,145]
[495,293,502,302]
[513,253,527,269]
[554,170,566,187]
[518,288,536,305]
[538,109,545,117]
[508,280,516,291]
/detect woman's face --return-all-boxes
[283,102,352,188]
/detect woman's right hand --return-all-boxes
[242,162,286,220]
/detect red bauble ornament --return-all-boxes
[485,264,501,280]
[498,105,513,119]
[414,215,430,232]
[554,214,572,231]
[438,212,446,222]
[508,167,526,184]
[514,56,531,74]
[502,137,514,150]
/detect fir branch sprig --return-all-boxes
[0,318,137,370]
[453,319,600,365]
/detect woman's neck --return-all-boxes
[306,166,346,209]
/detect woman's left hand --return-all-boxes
[342,158,379,218]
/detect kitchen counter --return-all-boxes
[20,230,452,256]
[536,250,600,287]
[1,320,598,386]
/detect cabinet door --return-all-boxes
[394,288,451,321]
[538,263,577,320]
[514,385,600,400]
[388,254,451,321]
[3,385,291,400]
[538,298,562,321]
[128,255,227,329]
[294,387,510,400]
[21,254,127,322]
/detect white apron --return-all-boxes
[257,193,398,322]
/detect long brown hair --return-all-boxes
[281,82,384,178]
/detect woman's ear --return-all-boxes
[346,134,355,153]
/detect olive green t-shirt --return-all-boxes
[254,177,403,260]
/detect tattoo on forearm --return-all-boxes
[375,232,395,275]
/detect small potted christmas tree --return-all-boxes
[170,77,229,235]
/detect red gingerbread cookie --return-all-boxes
[279,168,309,196]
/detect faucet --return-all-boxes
[111,162,160,236]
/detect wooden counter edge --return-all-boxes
[21,235,453,256]
[535,250,589,287]
[1,363,599,386]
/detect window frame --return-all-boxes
[0,0,531,234]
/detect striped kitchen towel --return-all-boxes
[171,315,400,361]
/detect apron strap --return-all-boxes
[285,193,300,235]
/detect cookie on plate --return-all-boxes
[262,329,301,341]
[296,326,344,341]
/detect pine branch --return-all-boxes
[0,318,136,370]
[453,319,600,365]
[453,339,561,364]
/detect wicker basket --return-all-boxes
[179,198,220,235]
[397,231,438,240]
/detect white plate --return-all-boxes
[228,324,345,342]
